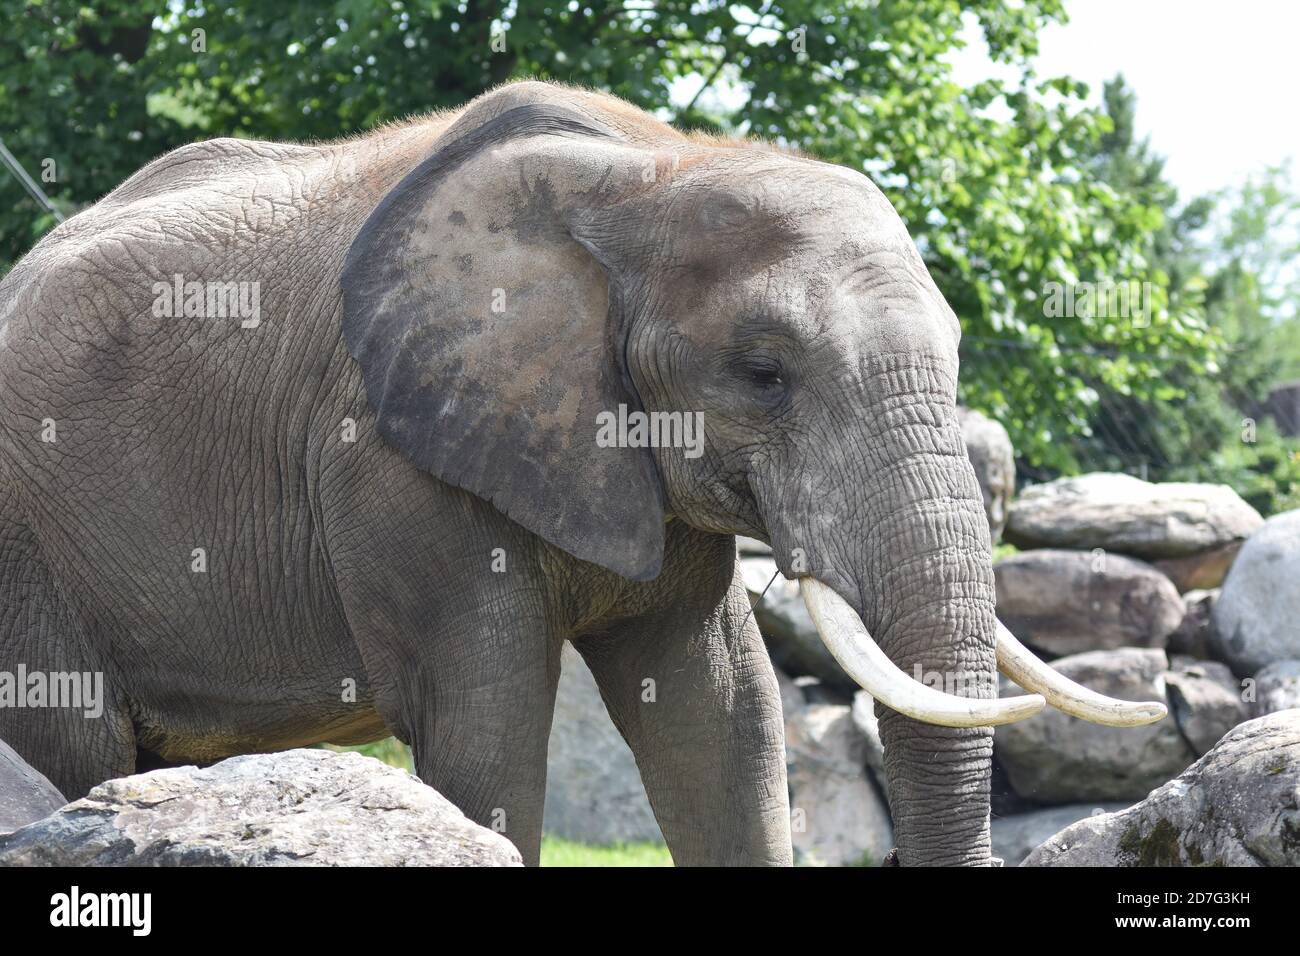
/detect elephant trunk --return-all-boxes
[859,461,1003,867]
[766,369,1006,866]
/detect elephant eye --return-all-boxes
[741,358,787,391]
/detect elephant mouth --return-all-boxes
[798,576,1168,728]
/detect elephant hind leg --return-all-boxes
[0,524,136,799]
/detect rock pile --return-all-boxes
[988,473,1300,863]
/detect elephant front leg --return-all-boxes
[408,618,563,867]
[333,544,564,865]
[573,568,792,866]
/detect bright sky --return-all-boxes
[950,0,1300,200]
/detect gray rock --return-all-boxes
[775,665,806,720]
[544,643,662,845]
[1211,510,1300,675]
[992,802,1131,867]
[958,407,1016,543]
[1005,473,1263,559]
[994,549,1184,657]
[1166,588,1219,659]
[786,703,892,866]
[1252,660,1300,716]
[1165,656,1249,756]
[742,559,854,691]
[1154,540,1244,592]
[0,749,521,866]
[794,675,850,706]
[1023,710,1300,866]
[0,739,65,834]
[995,648,1193,803]
[739,554,780,604]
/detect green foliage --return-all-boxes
[1196,165,1300,514]
[0,1,1228,471]
[540,835,672,867]
[1208,165,1300,393]
[1041,78,1300,508]
[1174,424,1300,518]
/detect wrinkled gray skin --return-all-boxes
[0,82,997,865]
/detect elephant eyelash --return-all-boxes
[734,357,789,394]
[719,337,794,396]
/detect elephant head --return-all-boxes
[342,90,1165,866]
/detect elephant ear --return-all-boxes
[341,104,667,581]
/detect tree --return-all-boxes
[1061,75,1300,511]
[1192,165,1300,515]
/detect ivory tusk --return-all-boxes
[799,577,1044,728]
[996,621,1168,727]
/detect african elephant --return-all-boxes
[0,80,1164,866]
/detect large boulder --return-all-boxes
[994,549,1183,657]
[0,739,65,834]
[544,643,662,845]
[1005,473,1263,560]
[1211,510,1300,675]
[1253,660,1300,717]
[786,702,892,866]
[1023,710,1300,866]
[958,407,1016,543]
[992,802,1131,867]
[995,649,1209,802]
[0,749,521,866]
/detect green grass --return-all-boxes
[541,835,673,867]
